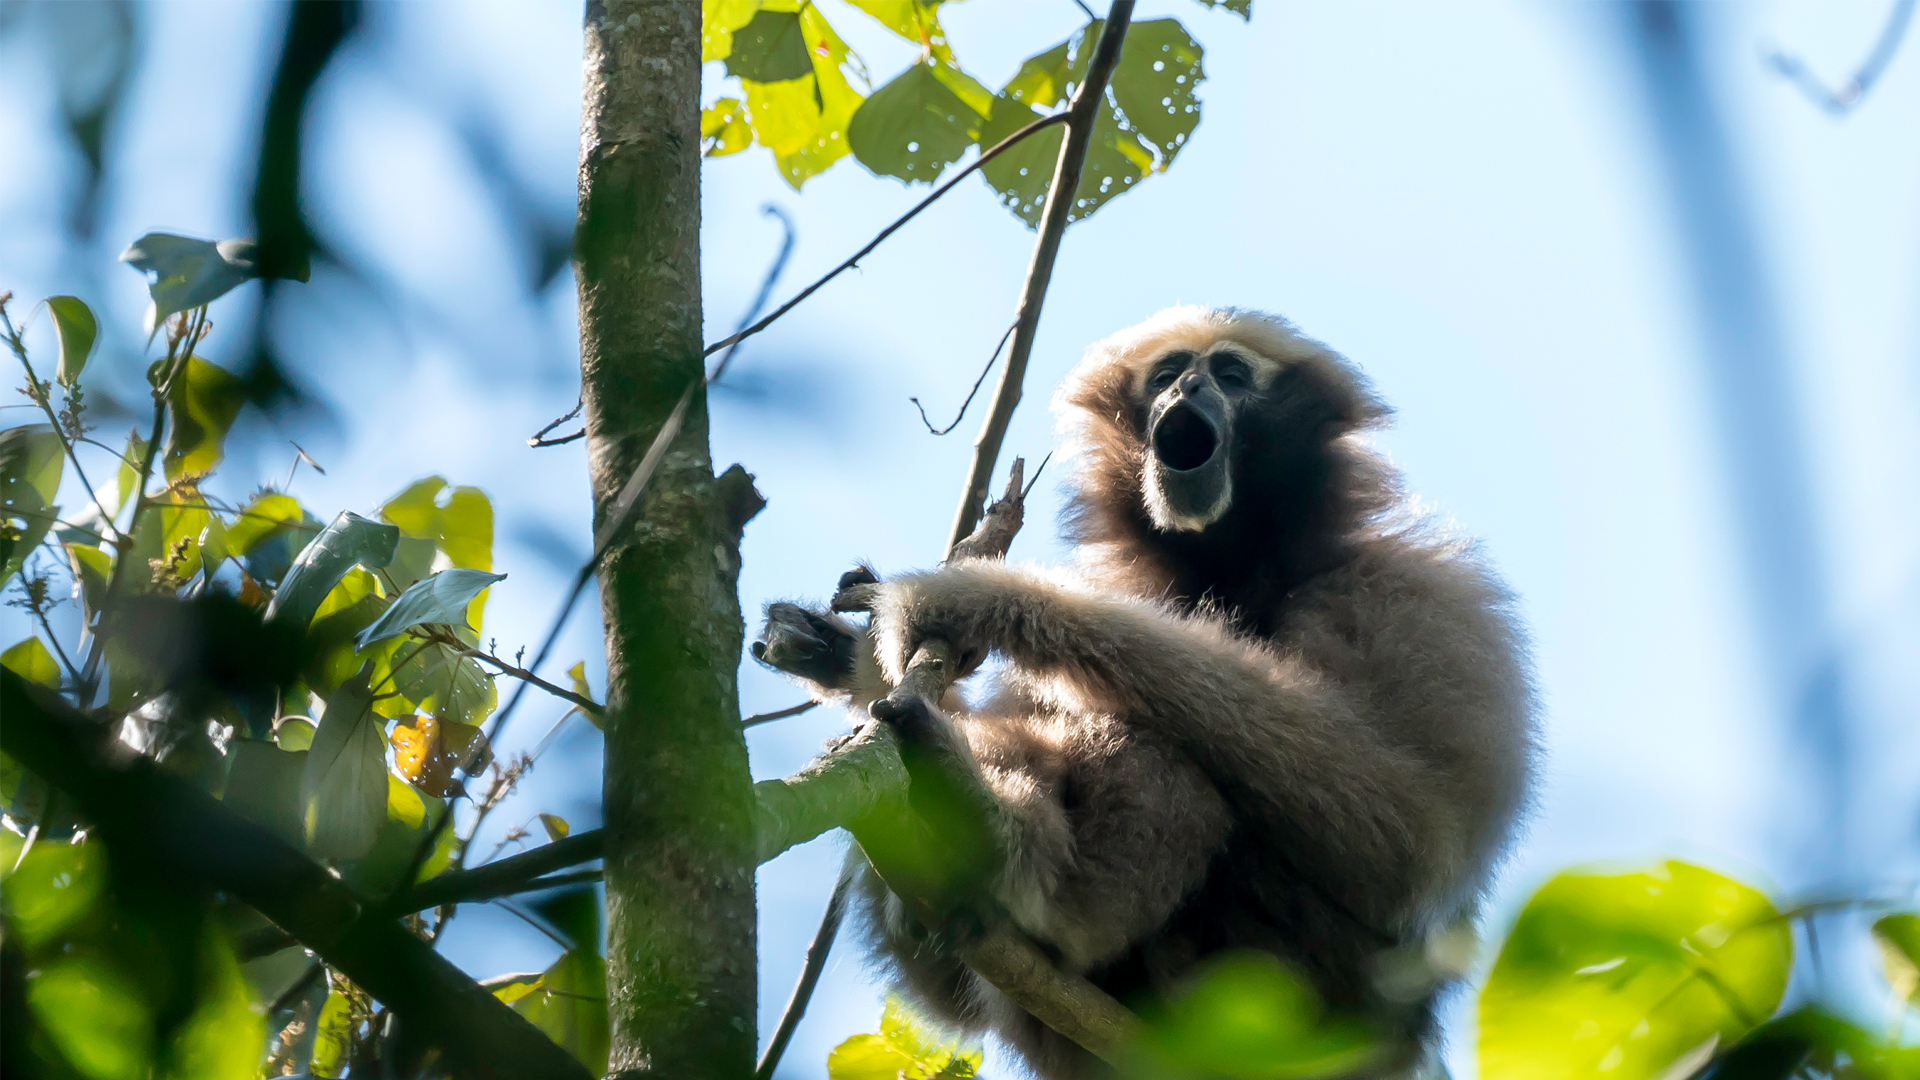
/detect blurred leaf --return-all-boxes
[1125,951,1376,1080]
[483,971,545,1007]
[169,925,265,1080]
[725,8,812,82]
[265,511,401,630]
[849,62,985,183]
[2,637,63,690]
[380,478,494,630]
[1193,0,1252,20]
[702,96,755,156]
[119,233,296,335]
[276,716,316,751]
[1478,861,1792,1080]
[112,428,148,518]
[28,954,153,1080]
[568,660,605,731]
[106,594,308,711]
[46,295,98,387]
[308,988,352,1078]
[1707,1007,1918,1080]
[829,997,980,1080]
[223,492,304,556]
[387,771,425,829]
[1,423,63,581]
[393,643,497,727]
[162,357,244,481]
[391,715,490,797]
[703,0,760,61]
[66,541,111,627]
[353,568,506,650]
[512,950,610,1075]
[2,839,106,946]
[223,740,307,845]
[299,668,386,859]
[1873,912,1920,1007]
[540,813,571,842]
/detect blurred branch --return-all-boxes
[1763,0,1915,115]
[754,860,856,1080]
[0,670,592,1080]
[911,319,1017,436]
[743,699,817,727]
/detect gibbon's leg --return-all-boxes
[859,561,1468,930]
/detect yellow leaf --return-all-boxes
[540,813,571,841]
[1,637,62,690]
[702,0,761,63]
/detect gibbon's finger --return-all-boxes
[836,564,879,592]
[831,582,881,614]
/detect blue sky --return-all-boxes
[3,2,1918,1074]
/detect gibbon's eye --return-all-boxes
[1213,353,1252,389]
[1147,361,1184,392]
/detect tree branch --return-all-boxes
[0,670,592,1080]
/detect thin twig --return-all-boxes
[428,629,600,716]
[700,110,1069,361]
[911,320,1017,435]
[1,305,116,530]
[946,7,1133,550]
[754,858,855,1080]
[743,700,818,728]
[1022,450,1054,498]
[708,203,798,386]
[1764,0,1916,114]
[526,398,585,448]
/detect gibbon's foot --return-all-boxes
[831,563,880,613]
[751,602,858,689]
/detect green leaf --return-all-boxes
[1003,37,1073,110]
[2,839,107,946]
[1107,19,1205,171]
[224,492,305,556]
[308,988,352,1078]
[2,637,63,690]
[703,0,760,62]
[65,541,111,628]
[512,951,610,1075]
[1478,860,1792,1080]
[1125,951,1377,1079]
[1193,0,1252,21]
[391,642,497,726]
[977,96,1065,225]
[703,96,755,156]
[1873,912,1920,1007]
[725,8,813,82]
[849,62,986,183]
[739,5,867,188]
[483,971,546,1007]
[112,428,148,517]
[352,568,507,650]
[169,925,266,1080]
[829,997,980,1080]
[276,716,316,751]
[46,295,98,388]
[162,356,244,481]
[387,771,425,829]
[265,511,401,631]
[28,955,153,1080]
[223,740,307,845]
[119,233,300,335]
[1,423,64,580]
[380,478,494,630]
[299,668,387,859]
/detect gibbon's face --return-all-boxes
[1136,343,1277,532]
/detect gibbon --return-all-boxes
[754,306,1537,1078]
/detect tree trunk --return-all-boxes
[577,3,759,1076]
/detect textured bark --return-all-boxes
[578,3,759,1076]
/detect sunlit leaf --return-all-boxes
[353,568,507,650]
[540,813,571,842]
[112,427,148,518]
[1126,952,1377,1079]
[28,955,153,1080]
[379,477,494,630]
[2,636,63,690]
[276,716,316,751]
[265,511,401,631]
[1478,861,1792,1080]
[847,1,958,64]
[703,0,760,62]
[829,997,980,1080]
[483,971,546,1007]
[386,771,426,829]
[512,950,610,1074]
[46,295,98,388]
[169,926,266,1080]
[567,660,606,731]
[703,96,755,156]
[224,492,305,556]
[1107,19,1205,170]
[2,839,106,946]
[849,62,985,183]
[1873,912,1920,1008]
[1192,0,1252,21]
[391,714,491,797]
[65,541,111,629]
[120,232,303,335]
[1,423,63,581]
[390,642,497,728]
[737,4,865,188]
[162,356,244,481]
[725,8,813,81]
[299,668,387,859]
[308,988,352,1078]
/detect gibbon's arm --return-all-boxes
[866,560,1468,926]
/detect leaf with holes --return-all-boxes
[703,97,754,156]
[1479,861,1791,1080]
[1193,0,1252,21]
[702,0,759,61]
[1107,19,1205,171]
[725,8,812,82]
[46,295,98,387]
[849,62,986,183]
[392,643,497,727]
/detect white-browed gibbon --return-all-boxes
[753,306,1537,1078]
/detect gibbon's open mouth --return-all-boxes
[1151,401,1221,472]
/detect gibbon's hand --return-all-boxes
[852,564,1001,685]
[751,602,859,689]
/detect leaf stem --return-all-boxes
[0,305,116,531]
